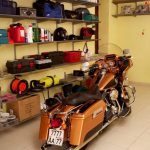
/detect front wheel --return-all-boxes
[119,106,131,117]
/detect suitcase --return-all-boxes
[0,29,8,44]
[42,51,64,65]
[6,59,36,74]
[64,51,81,63]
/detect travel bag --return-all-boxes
[0,0,17,15]
[33,0,64,18]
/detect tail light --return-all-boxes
[50,118,62,128]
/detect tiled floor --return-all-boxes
[0,84,150,150]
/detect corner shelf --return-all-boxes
[113,12,150,17]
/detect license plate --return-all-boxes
[47,129,64,146]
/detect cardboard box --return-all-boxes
[7,94,40,121]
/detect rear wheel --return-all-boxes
[80,144,88,150]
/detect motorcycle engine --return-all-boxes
[104,89,119,122]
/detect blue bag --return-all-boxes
[44,2,64,18]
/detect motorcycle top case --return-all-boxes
[70,100,106,146]
[6,59,36,74]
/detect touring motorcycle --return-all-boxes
[39,47,136,150]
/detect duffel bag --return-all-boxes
[64,10,78,19]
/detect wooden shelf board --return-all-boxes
[113,12,150,17]
[113,0,146,4]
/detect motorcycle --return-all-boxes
[39,45,136,150]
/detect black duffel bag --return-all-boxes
[0,0,17,15]
[64,10,78,19]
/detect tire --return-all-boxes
[119,106,132,117]
[80,144,88,150]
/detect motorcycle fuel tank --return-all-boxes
[98,73,116,91]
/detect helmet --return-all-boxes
[68,34,77,40]
[75,8,90,20]
[54,27,68,41]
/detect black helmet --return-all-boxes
[54,27,68,41]
[68,34,77,40]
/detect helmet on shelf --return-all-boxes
[54,27,68,41]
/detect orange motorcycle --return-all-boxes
[39,48,136,150]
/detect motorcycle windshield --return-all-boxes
[99,43,124,56]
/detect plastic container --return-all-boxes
[13,23,25,43]
[26,25,33,43]
[64,51,81,63]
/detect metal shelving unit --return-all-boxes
[0,14,99,24]
[56,0,100,7]
[0,54,100,80]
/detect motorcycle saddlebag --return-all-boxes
[6,59,35,74]
[41,51,64,65]
[39,105,59,141]
[70,100,106,146]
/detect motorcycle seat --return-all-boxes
[64,86,102,106]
